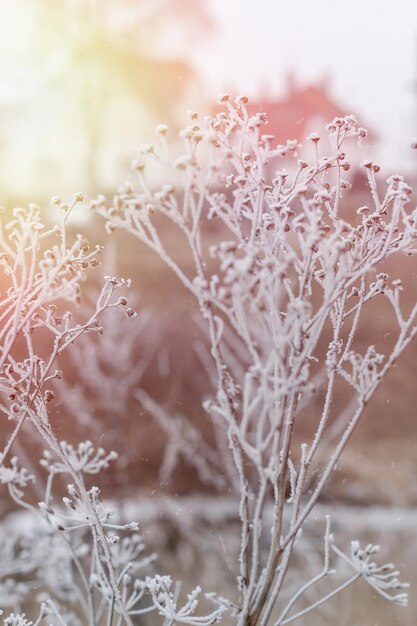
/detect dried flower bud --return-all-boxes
[132,159,145,172]
[44,390,55,403]
[155,124,168,136]
[307,132,320,143]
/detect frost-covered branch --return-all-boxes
[96,99,417,625]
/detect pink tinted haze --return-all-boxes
[194,0,417,170]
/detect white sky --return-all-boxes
[194,0,417,171]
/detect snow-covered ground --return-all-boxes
[2,497,416,625]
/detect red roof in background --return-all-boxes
[244,78,374,144]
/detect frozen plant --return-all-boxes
[56,304,153,428]
[0,196,132,465]
[0,438,157,624]
[95,99,417,625]
[147,576,226,625]
[0,101,415,625]
[0,197,152,625]
[56,246,155,430]
[273,518,409,626]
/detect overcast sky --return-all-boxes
[194,0,417,171]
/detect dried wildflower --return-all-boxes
[40,484,138,533]
[0,456,34,492]
[332,540,409,606]
[1,98,416,626]
[94,100,417,626]
[40,441,117,476]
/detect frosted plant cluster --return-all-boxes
[0,98,416,625]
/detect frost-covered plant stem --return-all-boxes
[42,429,134,626]
[0,199,140,624]
[278,572,360,625]
[96,99,416,624]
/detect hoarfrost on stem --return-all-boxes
[96,99,416,625]
[0,98,415,626]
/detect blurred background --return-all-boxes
[1,0,417,203]
[2,1,417,623]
